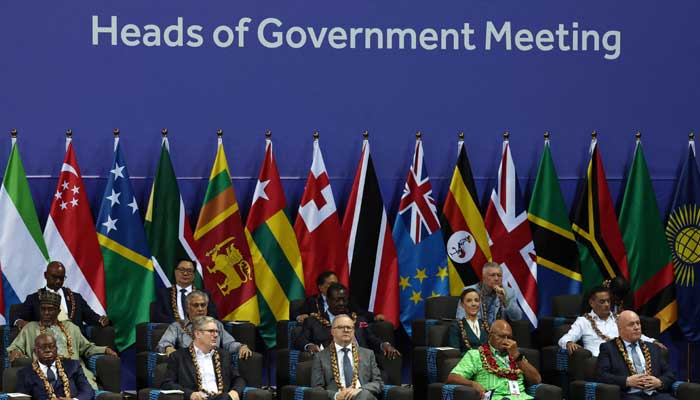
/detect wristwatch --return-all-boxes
[514,353,525,362]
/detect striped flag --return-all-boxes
[484,136,538,326]
[342,137,399,327]
[246,137,304,347]
[146,135,202,289]
[0,135,49,322]
[96,135,155,350]
[195,136,259,323]
[44,137,106,316]
[440,137,492,295]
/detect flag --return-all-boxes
[440,138,492,295]
[394,138,449,334]
[484,137,538,326]
[0,136,49,322]
[294,136,348,295]
[44,138,106,317]
[194,137,259,324]
[527,137,581,317]
[145,136,202,289]
[342,137,399,327]
[619,138,677,332]
[571,138,629,292]
[96,136,155,350]
[665,137,700,340]
[246,137,304,347]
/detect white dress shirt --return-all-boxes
[194,347,218,393]
[333,343,361,389]
[466,318,481,338]
[558,311,654,356]
[622,339,654,395]
[176,285,193,320]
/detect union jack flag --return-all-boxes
[398,140,441,244]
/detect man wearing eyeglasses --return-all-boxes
[152,259,219,323]
[311,314,383,400]
[158,290,252,359]
[161,316,246,400]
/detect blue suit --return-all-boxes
[16,358,95,400]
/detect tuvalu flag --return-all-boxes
[666,135,700,341]
[439,135,492,295]
[44,135,106,316]
[619,136,677,333]
[571,135,629,292]
[294,135,348,295]
[194,134,259,323]
[146,133,203,289]
[246,135,305,347]
[528,135,581,317]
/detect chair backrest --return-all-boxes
[582,356,599,380]
[443,357,460,377]
[289,298,306,318]
[8,304,23,326]
[427,324,449,347]
[640,316,660,339]
[295,360,314,387]
[368,321,395,344]
[554,323,573,343]
[2,366,20,393]
[223,322,257,351]
[135,322,170,353]
[425,296,459,320]
[552,294,583,318]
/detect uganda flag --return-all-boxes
[619,137,677,332]
[571,137,629,292]
[528,136,581,317]
[246,136,305,348]
[439,137,492,295]
[194,135,259,323]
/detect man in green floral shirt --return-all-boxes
[447,320,541,400]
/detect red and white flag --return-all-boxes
[294,137,348,295]
[484,138,538,326]
[44,139,106,314]
[342,138,399,327]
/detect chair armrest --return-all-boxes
[85,325,116,350]
[136,351,168,389]
[95,391,124,400]
[569,380,620,400]
[279,385,327,400]
[136,389,184,400]
[527,383,562,400]
[235,351,264,388]
[385,384,413,400]
[674,381,700,400]
[427,383,480,400]
[242,387,274,400]
[88,354,121,393]
[224,321,257,351]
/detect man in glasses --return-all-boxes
[161,316,246,400]
[13,261,110,329]
[158,290,252,359]
[152,259,218,323]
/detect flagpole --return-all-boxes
[161,128,169,150]
[544,131,550,144]
[217,129,223,146]
[416,131,421,141]
[10,129,16,146]
[313,131,319,141]
[66,129,72,151]
[589,130,598,155]
[113,128,120,150]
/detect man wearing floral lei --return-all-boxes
[596,311,676,400]
[161,316,245,400]
[447,320,541,400]
[7,291,118,390]
[16,333,94,399]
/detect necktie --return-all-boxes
[46,366,57,388]
[180,288,188,319]
[341,347,353,388]
[629,342,645,373]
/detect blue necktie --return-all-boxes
[341,347,353,388]
[46,366,58,389]
[180,288,187,319]
[629,342,645,373]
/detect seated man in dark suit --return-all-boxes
[294,283,399,359]
[13,261,109,329]
[311,314,383,400]
[151,259,218,323]
[16,333,95,400]
[161,316,246,400]
[596,310,676,400]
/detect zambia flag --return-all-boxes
[571,139,629,292]
[439,139,492,295]
[528,137,581,317]
[619,138,677,332]
[246,137,305,348]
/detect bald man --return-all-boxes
[447,320,541,400]
[596,311,676,400]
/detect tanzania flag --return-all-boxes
[528,137,581,317]
[246,137,305,348]
[571,139,629,292]
[194,137,259,323]
[665,137,700,341]
[439,139,492,295]
[145,136,202,288]
[96,136,155,350]
[620,139,677,332]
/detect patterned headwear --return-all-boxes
[39,291,61,308]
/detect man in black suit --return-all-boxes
[294,283,399,359]
[151,259,218,323]
[16,333,95,400]
[13,261,109,329]
[161,316,245,400]
[596,310,676,400]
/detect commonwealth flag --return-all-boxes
[619,137,677,333]
[246,136,304,347]
[665,136,700,341]
[195,135,259,323]
[528,136,581,317]
[571,137,629,292]
[96,135,155,350]
[439,136,492,295]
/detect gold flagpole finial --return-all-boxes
[10,129,17,139]
[458,131,464,140]
[362,130,369,139]
[689,132,695,140]
[416,131,422,140]
[313,131,319,140]
[635,131,641,141]
[161,128,168,137]
[503,131,510,140]
[591,130,598,139]
[265,130,271,139]
[113,129,120,137]
[544,131,550,140]
[66,129,73,139]
[216,129,223,138]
